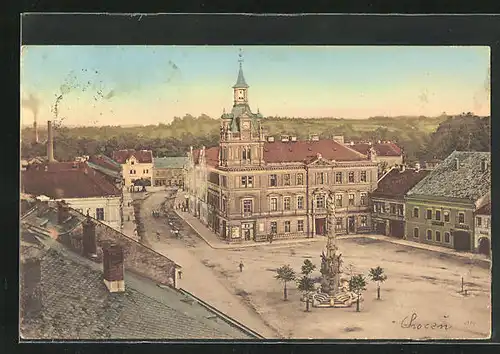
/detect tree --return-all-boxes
[298,259,317,311]
[297,276,316,312]
[349,274,367,312]
[275,265,296,301]
[368,266,388,300]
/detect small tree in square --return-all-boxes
[368,266,388,300]
[275,265,296,301]
[298,259,317,311]
[349,274,367,312]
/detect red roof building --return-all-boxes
[112,149,153,164]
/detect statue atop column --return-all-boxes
[319,191,343,296]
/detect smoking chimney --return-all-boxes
[33,114,38,144]
[47,121,55,163]
[103,243,125,293]
[454,158,460,171]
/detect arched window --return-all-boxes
[242,148,247,160]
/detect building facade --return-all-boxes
[474,202,491,257]
[371,166,429,238]
[184,60,379,243]
[153,157,187,187]
[21,161,123,231]
[112,149,154,189]
[349,141,403,176]
[405,151,490,252]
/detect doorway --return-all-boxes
[478,237,491,257]
[389,220,405,238]
[242,222,254,241]
[453,230,471,251]
[315,218,326,235]
[348,216,355,234]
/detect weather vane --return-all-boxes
[238,48,244,66]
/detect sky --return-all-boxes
[20,45,490,127]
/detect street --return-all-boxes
[138,189,280,339]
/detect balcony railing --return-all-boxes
[455,223,470,230]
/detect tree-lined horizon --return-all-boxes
[20,113,490,164]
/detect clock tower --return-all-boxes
[219,51,265,168]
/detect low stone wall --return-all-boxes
[61,215,179,287]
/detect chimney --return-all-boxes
[415,162,421,172]
[290,136,297,142]
[369,147,377,162]
[103,243,125,293]
[47,121,55,163]
[267,136,275,142]
[20,257,42,321]
[333,135,344,144]
[310,134,319,142]
[57,201,70,224]
[400,164,406,173]
[281,135,289,142]
[82,215,98,258]
[454,158,460,171]
[33,114,39,144]
[350,141,354,146]
[481,159,488,172]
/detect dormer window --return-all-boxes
[130,160,135,165]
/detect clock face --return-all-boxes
[242,121,250,129]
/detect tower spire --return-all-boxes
[233,49,249,89]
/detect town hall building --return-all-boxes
[184,58,380,243]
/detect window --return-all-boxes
[435,210,441,221]
[397,205,404,216]
[336,218,343,230]
[435,231,441,242]
[243,200,253,214]
[335,194,343,207]
[297,220,304,232]
[360,193,367,206]
[348,171,355,183]
[222,198,227,212]
[297,196,304,210]
[444,232,450,243]
[283,197,291,211]
[486,218,491,228]
[241,176,253,188]
[444,211,450,222]
[316,172,326,184]
[335,172,342,183]
[270,174,277,187]
[360,171,367,182]
[390,203,396,215]
[96,208,105,221]
[348,194,355,206]
[458,212,465,224]
[360,215,367,227]
[283,174,291,186]
[476,216,482,227]
[296,173,304,185]
[426,230,432,240]
[426,209,432,220]
[413,207,419,218]
[316,195,325,209]
[143,169,149,174]
[130,169,136,175]
[242,148,247,160]
[414,228,419,238]
[284,221,291,233]
[131,160,135,165]
[270,198,278,211]
[270,222,277,234]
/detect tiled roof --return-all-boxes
[407,151,491,201]
[154,157,187,169]
[88,155,122,173]
[263,140,367,163]
[372,168,430,199]
[350,142,402,157]
[112,150,153,164]
[20,232,253,340]
[20,204,258,340]
[476,203,491,216]
[22,162,121,199]
[192,139,368,167]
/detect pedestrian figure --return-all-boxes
[268,233,274,244]
[239,261,244,272]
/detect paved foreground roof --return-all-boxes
[407,151,491,201]
[20,204,259,340]
[154,157,187,169]
[372,168,430,199]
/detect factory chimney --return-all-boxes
[47,121,55,163]
[33,114,38,144]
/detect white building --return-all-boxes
[21,161,123,231]
[474,202,491,257]
[112,149,154,190]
